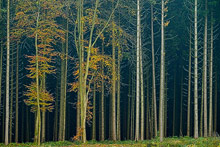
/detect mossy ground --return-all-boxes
[1,137,220,147]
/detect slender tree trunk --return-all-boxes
[151,4,157,138]
[194,0,199,138]
[100,40,105,141]
[127,72,131,140]
[164,73,167,137]
[146,75,149,139]
[15,42,19,143]
[63,17,69,141]
[131,73,135,140]
[59,43,64,141]
[0,42,2,123]
[173,73,176,136]
[92,84,96,140]
[135,0,140,141]
[54,77,59,141]
[41,73,46,142]
[26,107,29,142]
[159,0,165,142]
[187,26,192,137]
[117,47,121,141]
[209,11,213,137]
[180,70,183,136]
[110,20,116,141]
[140,38,144,141]
[200,74,204,137]
[5,0,10,144]
[203,0,208,137]
[34,5,41,145]
[9,51,14,143]
[214,72,217,134]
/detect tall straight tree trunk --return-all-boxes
[110,20,116,141]
[9,51,14,143]
[54,77,59,141]
[0,41,2,122]
[117,47,121,141]
[151,4,157,138]
[92,84,96,140]
[180,69,183,136]
[131,73,135,140]
[26,107,29,142]
[159,0,165,142]
[200,74,204,137]
[194,0,199,139]
[140,38,144,141]
[164,73,167,137]
[5,0,10,145]
[34,5,41,145]
[41,73,46,142]
[100,40,105,141]
[135,0,140,141]
[59,43,65,141]
[209,11,214,137]
[63,17,69,141]
[203,0,208,137]
[173,73,176,136]
[214,72,217,134]
[127,72,131,140]
[187,26,192,137]
[146,75,150,139]
[15,42,19,143]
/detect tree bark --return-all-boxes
[203,0,208,137]
[209,11,213,137]
[159,0,165,142]
[151,4,157,138]
[140,37,144,141]
[15,42,19,143]
[135,0,140,141]
[194,0,199,139]
[92,85,96,140]
[5,0,10,144]
[187,26,192,137]
[173,72,176,136]
[9,51,14,143]
[117,46,121,141]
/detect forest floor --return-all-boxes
[1,137,220,147]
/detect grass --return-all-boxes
[0,137,220,147]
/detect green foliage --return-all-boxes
[1,137,220,146]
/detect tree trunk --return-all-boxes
[9,51,14,143]
[200,73,204,137]
[214,72,217,134]
[110,20,116,141]
[151,4,157,138]
[41,73,46,142]
[159,0,165,141]
[92,85,96,140]
[140,37,144,141]
[209,11,213,137]
[194,0,199,139]
[5,0,10,144]
[15,42,19,143]
[131,73,135,140]
[135,0,140,141]
[127,72,131,140]
[34,5,41,145]
[180,69,183,136]
[117,47,121,141]
[173,73,176,136]
[203,0,208,137]
[100,40,105,141]
[53,77,59,141]
[0,42,2,124]
[187,26,192,137]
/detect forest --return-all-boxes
[0,0,220,146]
